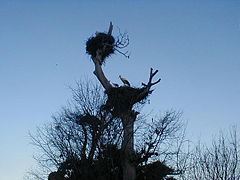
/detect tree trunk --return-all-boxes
[93,56,112,90]
[121,111,137,180]
[88,23,161,180]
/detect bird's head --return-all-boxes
[119,75,121,78]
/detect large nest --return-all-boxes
[86,32,115,63]
[75,114,102,128]
[137,161,175,180]
[102,86,149,117]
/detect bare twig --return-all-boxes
[114,27,130,58]
[142,68,161,88]
[114,48,130,58]
[108,22,113,35]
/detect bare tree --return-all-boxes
[135,111,189,180]
[184,127,240,180]
[28,81,123,179]
[27,80,187,180]
[86,22,161,180]
[27,23,189,180]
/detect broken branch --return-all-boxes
[137,68,161,100]
[142,68,161,89]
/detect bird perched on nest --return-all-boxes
[112,83,119,87]
[119,75,130,86]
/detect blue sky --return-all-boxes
[0,1,239,179]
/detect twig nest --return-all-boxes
[102,86,149,117]
[137,161,175,179]
[76,114,102,127]
[86,32,115,62]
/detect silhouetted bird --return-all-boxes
[119,75,130,86]
[112,83,119,87]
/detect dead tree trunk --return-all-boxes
[120,111,138,180]
[87,22,160,180]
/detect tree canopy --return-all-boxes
[28,23,188,180]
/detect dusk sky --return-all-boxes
[0,1,240,179]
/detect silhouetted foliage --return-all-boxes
[54,144,122,180]
[184,127,240,180]
[28,81,187,180]
[28,23,187,180]
[137,161,175,180]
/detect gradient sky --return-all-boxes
[0,0,240,179]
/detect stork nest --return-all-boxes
[86,32,115,63]
[76,114,102,128]
[102,86,149,117]
[137,161,175,180]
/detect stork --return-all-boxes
[95,31,100,35]
[112,83,119,87]
[119,75,130,86]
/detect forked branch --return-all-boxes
[142,68,161,92]
[133,68,161,103]
[115,29,130,58]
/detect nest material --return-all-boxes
[86,32,115,63]
[137,161,175,180]
[102,86,149,117]
[57,144,122,179]
[76,114,102,129]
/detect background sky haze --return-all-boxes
[0,1,239,179]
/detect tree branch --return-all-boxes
[92,24,114,90]
[93,55,112,90]
[108,22,113,35]
[141,68,161,89]
[137,68,161,101]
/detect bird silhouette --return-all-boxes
[112,83,119,87]
[119,75,130,86]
